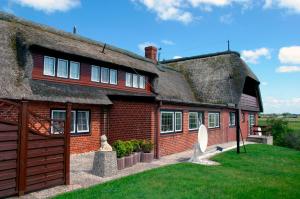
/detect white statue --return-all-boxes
[99,135,113,151]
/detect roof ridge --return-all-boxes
[160,51,240,63]
[0,11,155,65]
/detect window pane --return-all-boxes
[161,112,174,133]
[175,112,182,131]
[139,75,145,89]
[91,66,100,82]
[189,112,198,130]
[215,113,220,127]
[57,59,68,78]
[198,112,203,125]
[126,73,132,87]
[132,74,138,88]
[101,67,109,83]
[230,112,236,126]
[70,62,80,79]
[110,69,117,85]
[51,110,76,134]
[77,111,89,132]
[208,113,215,128]
[44,56,55,76]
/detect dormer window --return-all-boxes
[91,65,100,82]
[125,72,146,89]
[70,61,80,79]
[57,59,68,78]
[91,65,118,85]
[101,67,109,83]
[110,69,117,85]
[132,74,138,88]
[43,56,55,76]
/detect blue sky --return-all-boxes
[1,0,300,114]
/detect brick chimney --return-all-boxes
[145,46,157,63]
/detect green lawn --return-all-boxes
[55,144,300,199]
[259,117,300,133]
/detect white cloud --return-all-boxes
[264,97,300,109]
[161,39,175,45]
[173,55,183,59]
[138,41,157,52]
[264,0,300,13]
[241,48,271,64]
[220,13,233,24]
[13,0,80,13]
[278,46,300,65]
[261,81,268,86]
[276,66,300,73]
[132,0,251,24]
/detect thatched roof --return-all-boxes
[161,51,263,111]
[0,12,158,104]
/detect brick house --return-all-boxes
[0,12,263,158]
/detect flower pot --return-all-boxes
[132,152,138,165]
[117,157,125,170]
[136,152,142,162]
[141,152,154,163]
[125,154,133,168]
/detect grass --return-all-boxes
[259,117,300,133]
[54,144,300,199]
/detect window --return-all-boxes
[175,112,182,132]
[70,61,80,79]
[51,110,89,134]
[208,112,220,128]
[43,56,55,76]
[249,113,255,127]
[229,112,236,127]
[160,111,182,134]
[101,67,109,83]
[139,75,145,89]
[57,59,68,78]
[125,73,132,87]
[161,112,174,133]
[132,74,139,88]
[91,65,100,82]
[189,112,203,130]
[110,69,117,85]
[77,111,90,133]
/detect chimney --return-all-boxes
[145,46,157,63]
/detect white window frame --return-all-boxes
[132,74,139,88]
[109,69,118,85]
[229,112,236,127]
[70,61,80,80]
[51,110,76,134]
[101,67,109,84]
[91,65,100,82]
[57,59,68,78]
[125,72,132,87]
[77,111,90,133]
[175,112,182,132]
[160,111,175,134]
[43,56,56,76]
[139,75,145,89]
[208,112,220,129]
[189,112,199,131]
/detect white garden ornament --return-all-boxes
[189,124,208,163]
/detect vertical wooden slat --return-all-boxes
[64,103,71,185]
[18,101,28,196]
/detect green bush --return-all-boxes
[141,140,154,153]
[112,140,126,158]
[266,118,292,146]
[283,132,300,150]
[131,139,142,152]
[124,141,134,156]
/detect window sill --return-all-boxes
[229,125,236,128]
[160,131,183,136]
[71,132,91,137]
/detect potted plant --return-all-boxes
[124,141,134,168]
[141,140,154,163]
[131,139,142,164]
[112,140,126,170]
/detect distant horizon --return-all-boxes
[1,0,300,113]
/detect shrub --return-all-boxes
[112,140,126,158]
[141,140,154,153]
[131,139,142,152]
[124,141,134,156]
[266,118,292,146]
[283,132,300,151]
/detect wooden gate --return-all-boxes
[0,99,71,197]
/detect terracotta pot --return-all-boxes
[125,154,133,168]
[136,152,142,163]
[117,157,125,170]
[141,152,154,163]
[132,152,138,165]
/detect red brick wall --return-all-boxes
[31,52,152,95]
[107,99,156,145]
[28,101,102,154]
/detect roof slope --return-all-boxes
[161,52,262,109]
